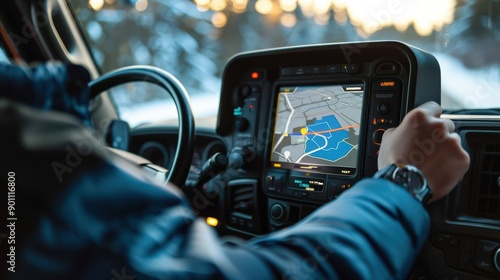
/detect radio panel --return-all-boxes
[218,41,440,232]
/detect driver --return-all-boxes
[1,63,469,279]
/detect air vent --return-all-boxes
[472,143,500,219]
[226,179,261,234]
[465,130,500,223]
[230,184,254,216]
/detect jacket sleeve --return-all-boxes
[246,178,430,280]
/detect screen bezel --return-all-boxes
[267,78,370,177]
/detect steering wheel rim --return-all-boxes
[88,65,195,187]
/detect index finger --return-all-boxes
[416,101,442,118]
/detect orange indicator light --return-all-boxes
[251,71,259,79]
[206,217,219,227]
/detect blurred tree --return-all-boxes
[71,0,221,107]
[70,0,366,108]
[447,0,500,68]
[70,0,498,112]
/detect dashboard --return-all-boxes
[130,41,500,279]
[216,40,439,232]
[129,124,227,185]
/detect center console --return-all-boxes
[216,41,440,234]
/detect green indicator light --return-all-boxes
[233,107,242,116]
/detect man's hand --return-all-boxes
[378,102,470,203]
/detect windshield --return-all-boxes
[69,0,500,127]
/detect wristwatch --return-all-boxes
[374,163,433,204]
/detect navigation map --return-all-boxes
[271,84,363,168]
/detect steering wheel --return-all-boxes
[88,65,195,187]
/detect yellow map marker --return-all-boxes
[300,127,308,135]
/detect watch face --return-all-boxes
[383,164,431,203]
[407,172,425,192]
[393,168,425,193]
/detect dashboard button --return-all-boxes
[377,103,390,115]
[235,117,249,131]
[265,176,275,191]
[341,64,360,73]
[325,64,340,73]
[448,236,460,247]
[307,66,324,74]
[461,253,472,267]
[432,233,445,246]
[230,216,238,225]
[281,67,306,76]
[376,62,400,75]
[240,84,251,97]
[375,93,394,99]
[250,85,261,94]
[474,240,499,273]
[281,67,294,76]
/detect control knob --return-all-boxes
[494,247,500,272]
[235,117,249,131]
[270,203,287,222]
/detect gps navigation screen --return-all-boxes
[270,84,364,174]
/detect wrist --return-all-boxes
[374,163,433,204]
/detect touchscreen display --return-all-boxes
[270,83,364,174]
